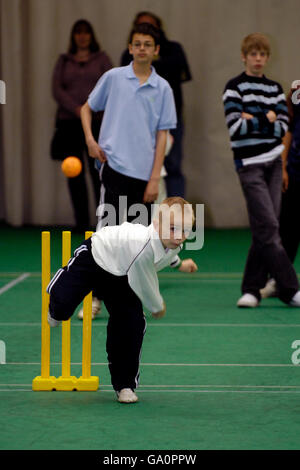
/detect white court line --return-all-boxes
[1,322,300,328]
[0,273,30,295]
[1,383,300,389]
[1,389,300,394]
[3,362,298,367]
[0,271,299,280]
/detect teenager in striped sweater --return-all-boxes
[223,33,300,308]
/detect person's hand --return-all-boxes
[86,138,107,162]
[152,302,166,319]
[282,167,289,192]
[178,259,198,273]
[242,112,254,120]
[266,110,277,123]
[143,178,160,203]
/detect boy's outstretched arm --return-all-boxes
[178,259,198,273]
[152,301,166,319]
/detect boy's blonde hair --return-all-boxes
[158,197,195,226]
[241,33,271,57]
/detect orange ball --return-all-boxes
[61,156,82,178]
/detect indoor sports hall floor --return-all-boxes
[1,223,300,450]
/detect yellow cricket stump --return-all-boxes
[32,231,99,391]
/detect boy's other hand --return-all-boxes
[87,138,107,162]
[179,259,198,273]
[282,167,289,192]
[152,302,166,319]
[143,178,159,203]
[242,112,254,120]
[266,110,277,123]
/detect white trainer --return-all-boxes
[289,291,300,307]
[117,388,138,404]
[260,278,277,298]
[237,293,259,308]
[77,297,101,320]
[47,310,61,327]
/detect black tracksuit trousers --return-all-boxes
[47,238,147,392]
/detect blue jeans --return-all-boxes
[237,157,299,303]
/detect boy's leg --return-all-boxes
[103,276,146,392]
[48,239,103,321]
[238,159,298,303]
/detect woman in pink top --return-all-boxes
[52,19,113,232]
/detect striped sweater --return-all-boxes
[223,72,289,169]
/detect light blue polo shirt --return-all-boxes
[88,62,177,181]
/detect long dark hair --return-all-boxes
[68,19,100,54]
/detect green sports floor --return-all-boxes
[1,223,300,451]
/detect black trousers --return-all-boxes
[97,162,152,228]
[280,173,300,264]
[48,238,147,392]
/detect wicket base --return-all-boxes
[32,375,99,391]
[32,231,99,393]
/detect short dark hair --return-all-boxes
[68,19,100,54]
[133,11,163,30]
[129,23,160,46]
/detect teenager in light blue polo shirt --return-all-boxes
[80,23,177,320]
[81,23,177,227]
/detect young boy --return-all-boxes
[223,33,300,308]
[47,197,197,403]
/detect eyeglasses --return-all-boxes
[132,42,155,49]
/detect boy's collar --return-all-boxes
[126,62,158,87]
[148,224,180,263]
[149,224,165,262]
[242,71,266,80]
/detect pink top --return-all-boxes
[52,51,113,120]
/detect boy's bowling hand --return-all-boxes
[152,301,166,319]
[143,177,160,203]
[179,259,198,273]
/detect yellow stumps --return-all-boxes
[32,230,99,391]
[61,231,71,378]
[81,232,93,378]
[32,231,57,389]
[54,231,78,390]
[75,231,99,390]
